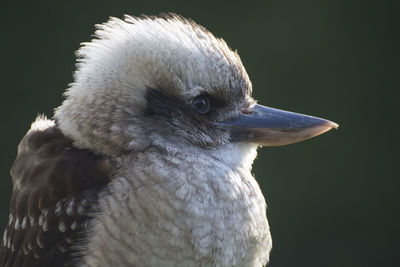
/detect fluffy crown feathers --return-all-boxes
[54,14,252,155]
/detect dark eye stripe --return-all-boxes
[146,88,228,120]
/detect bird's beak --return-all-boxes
[217,104,338,146]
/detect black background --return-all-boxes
[0,0,398,266]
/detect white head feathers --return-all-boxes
[55,14,251,155]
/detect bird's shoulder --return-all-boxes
[0,117,110,267]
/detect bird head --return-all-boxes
[55,14,337,156]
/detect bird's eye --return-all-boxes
[191,95,210,114]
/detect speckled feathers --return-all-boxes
[1,14,271,267]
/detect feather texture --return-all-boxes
[0,119,109,266]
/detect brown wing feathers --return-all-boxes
[0,125,109,267]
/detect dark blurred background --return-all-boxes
[0,0,398,266]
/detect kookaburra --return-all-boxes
[0,14,337,267]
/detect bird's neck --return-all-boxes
[83,143,271,266]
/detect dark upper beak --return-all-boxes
[216,104,338,146]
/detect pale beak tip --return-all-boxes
[312,120,339,139]
[325,120,339,130]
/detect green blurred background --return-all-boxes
[0,0,398,266]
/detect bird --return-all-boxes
[0,14,338,267]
